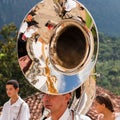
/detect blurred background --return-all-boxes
[0,0,120,107]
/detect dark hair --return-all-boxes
[6,80,19,89]
[96,95,114,112]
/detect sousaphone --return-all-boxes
[17,0,99,116]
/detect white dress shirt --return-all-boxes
[0,96,30,120]
[44,108,91,120]
[45,108,71,120]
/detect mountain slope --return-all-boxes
[80,0,120,36]
[0,0,40,28]
[0,0,120,36]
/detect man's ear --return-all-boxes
[65,93,71,103]
[102,103,106,108]
[16,88,19,93]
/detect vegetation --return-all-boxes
[0,24,120,106]
[96,32,120,95]
[0,24,38,106]
[0,0,120,37]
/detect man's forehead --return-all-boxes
[6,84,14,88]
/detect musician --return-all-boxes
[41,93,91,120]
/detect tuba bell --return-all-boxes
[17,0,99,116]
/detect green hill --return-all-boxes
[80,0,120,37]
[0,0,120,36]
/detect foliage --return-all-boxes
[0,24,38,106]
[96,32,120,95]
[0,0,120,36]
[0,24,120,106]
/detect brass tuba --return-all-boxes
[17,0,99,115]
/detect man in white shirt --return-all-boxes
[41,93,91,120]
[0,80,30,120]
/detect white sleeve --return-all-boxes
[116,117,120,120]
[19,103,30,120]
[0,104,7,120]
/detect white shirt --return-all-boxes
[65,0,76,11]
[45,108,70,120]
[44,108,91,120]
[0,96,30,120]
[115,113,120,120]
[97,113,120,120]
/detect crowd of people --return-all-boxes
[0,80,120,120]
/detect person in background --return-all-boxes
[0,80,30,120]
[94,94,120,120]
[41,93,91,120]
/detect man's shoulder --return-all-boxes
[22,101,29,108]
[115,112,120,120]
[79,114,91,120]
[18,97,29,108]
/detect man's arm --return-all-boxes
[0,104,7,120]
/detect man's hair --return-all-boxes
[96,94,114,112]
[6,80,19,89]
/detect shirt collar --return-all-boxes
[46,108,70,120]
[8,96,23,107]
[59,108,70,120]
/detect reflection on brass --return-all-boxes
[17,0,99,95]
[68,74,96,115]
[45,58,58,93]
[17,0,99,117]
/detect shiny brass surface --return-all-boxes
[17,0,99,96]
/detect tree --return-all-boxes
[0,24,37,106]
[96,33,120,95]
